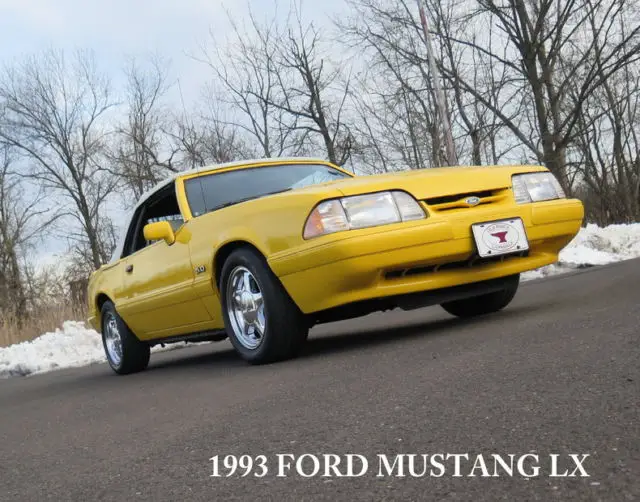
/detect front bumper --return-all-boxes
[269,199,584,314]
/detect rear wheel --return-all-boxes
[441,274,520,318]
[101,301,150,375]
[220,248,308,364]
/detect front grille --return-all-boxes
[423,189,507,211]
[425,190,494,206]
[385,252,528,280]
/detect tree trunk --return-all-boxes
[541,140,570,196]
[470,129,482,165]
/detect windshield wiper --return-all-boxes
[212,188,293,211]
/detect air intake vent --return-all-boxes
[424,189,507,211]
[385,252,528,280]
[425,190,494,206]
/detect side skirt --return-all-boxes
[146,329,227,347]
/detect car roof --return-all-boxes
[109,157,330,263]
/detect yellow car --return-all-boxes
[87,158,584,374]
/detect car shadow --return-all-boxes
[5,301,553,400]
[299,302,549,359]
[146,303,546,373]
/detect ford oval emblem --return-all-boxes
[465,196,481,206]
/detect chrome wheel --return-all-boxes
[104,312,123,366]
[226,266,266,350]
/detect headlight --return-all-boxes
[512,172,566,204]
[303,191,426,239]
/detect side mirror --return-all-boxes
[143,221,176,246]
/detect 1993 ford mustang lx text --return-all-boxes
[87,158,584,374]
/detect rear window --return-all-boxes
[184,163,349,217]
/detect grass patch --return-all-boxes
[0,304,87,348]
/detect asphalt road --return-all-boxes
[1,260,639,502]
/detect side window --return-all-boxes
[122,183,184,257]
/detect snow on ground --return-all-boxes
[1,223,639,378]
[0,322,105,378]
[521,223,640,281]
[0,322,186,378]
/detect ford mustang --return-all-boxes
[87,158,584,374]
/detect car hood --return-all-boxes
[318,164,548,200]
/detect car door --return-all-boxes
[115,184,213,339]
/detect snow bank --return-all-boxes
[522,223,640,281]
[0,322,105,378]
[1,223,638,378]
[0,322,192,378]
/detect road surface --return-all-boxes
[1,259,638,501]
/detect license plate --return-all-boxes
[471,218,529,258]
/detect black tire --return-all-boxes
[100,301,150,375]
[220,248,308,364]
[441,274,520,318]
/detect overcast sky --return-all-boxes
[0,0,350,266]
[0,0,347,103]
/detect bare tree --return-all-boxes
[348,75,434,172]
[570,8,640,224]
[272,7,355,166]
[0,49,118,270]
[427,0,518,165]
[417,0,457,165]
[195,9,301,158]
[110,56,179,199]
[169,106,249,170]
[0,146,53,318]
[340,0,457,169]
[196,5,354,165]
[435,0,640,192]
[341,0,640,202]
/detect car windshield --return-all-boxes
[184,163,350,217]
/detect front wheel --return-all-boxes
[441,274,520,318]
[220,248,308,364]
[101,301,150,375]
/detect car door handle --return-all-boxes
[126,264,134,274]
